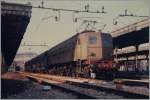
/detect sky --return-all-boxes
[3,0,149,54]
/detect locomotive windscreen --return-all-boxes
[88,36,97,44]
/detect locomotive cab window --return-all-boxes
[77,38,80,45]
[88,36,97,44]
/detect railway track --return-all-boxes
[20,72,149,99]
[114,78,149,88]
[21,73,103,99]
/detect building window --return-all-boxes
[89,36,97,44]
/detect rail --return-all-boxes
[111,19,149,37]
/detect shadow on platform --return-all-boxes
[1,78,31,98]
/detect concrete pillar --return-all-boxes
[135,45,139,71]
[115,47,118,63]
[146,54,149,73]
[126,57,128,71]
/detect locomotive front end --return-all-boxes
[86,32,113,64]
[86,32,114,79]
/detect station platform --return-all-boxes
[20,72,149,97]
[1,72,31,98]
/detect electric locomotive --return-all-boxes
[25,31,116,79]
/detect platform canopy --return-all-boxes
[111,19,149,49]
[1,2,32,69]
[113,27,149,48]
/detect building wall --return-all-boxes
[10,52,37,71]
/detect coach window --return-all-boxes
[88,36,97,44]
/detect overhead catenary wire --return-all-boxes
[113,9,149,25]
[32,6,107,14]
[25,1,107,14]
[29,1,108,33]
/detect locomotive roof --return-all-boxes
[47,30,101,54]
[48,33,78,53]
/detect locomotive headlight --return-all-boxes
[90,53,96,57]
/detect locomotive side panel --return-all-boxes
[74,33,87,61]
[25,52,48,72]
[47,35,78,65]
[101,33,113,60]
